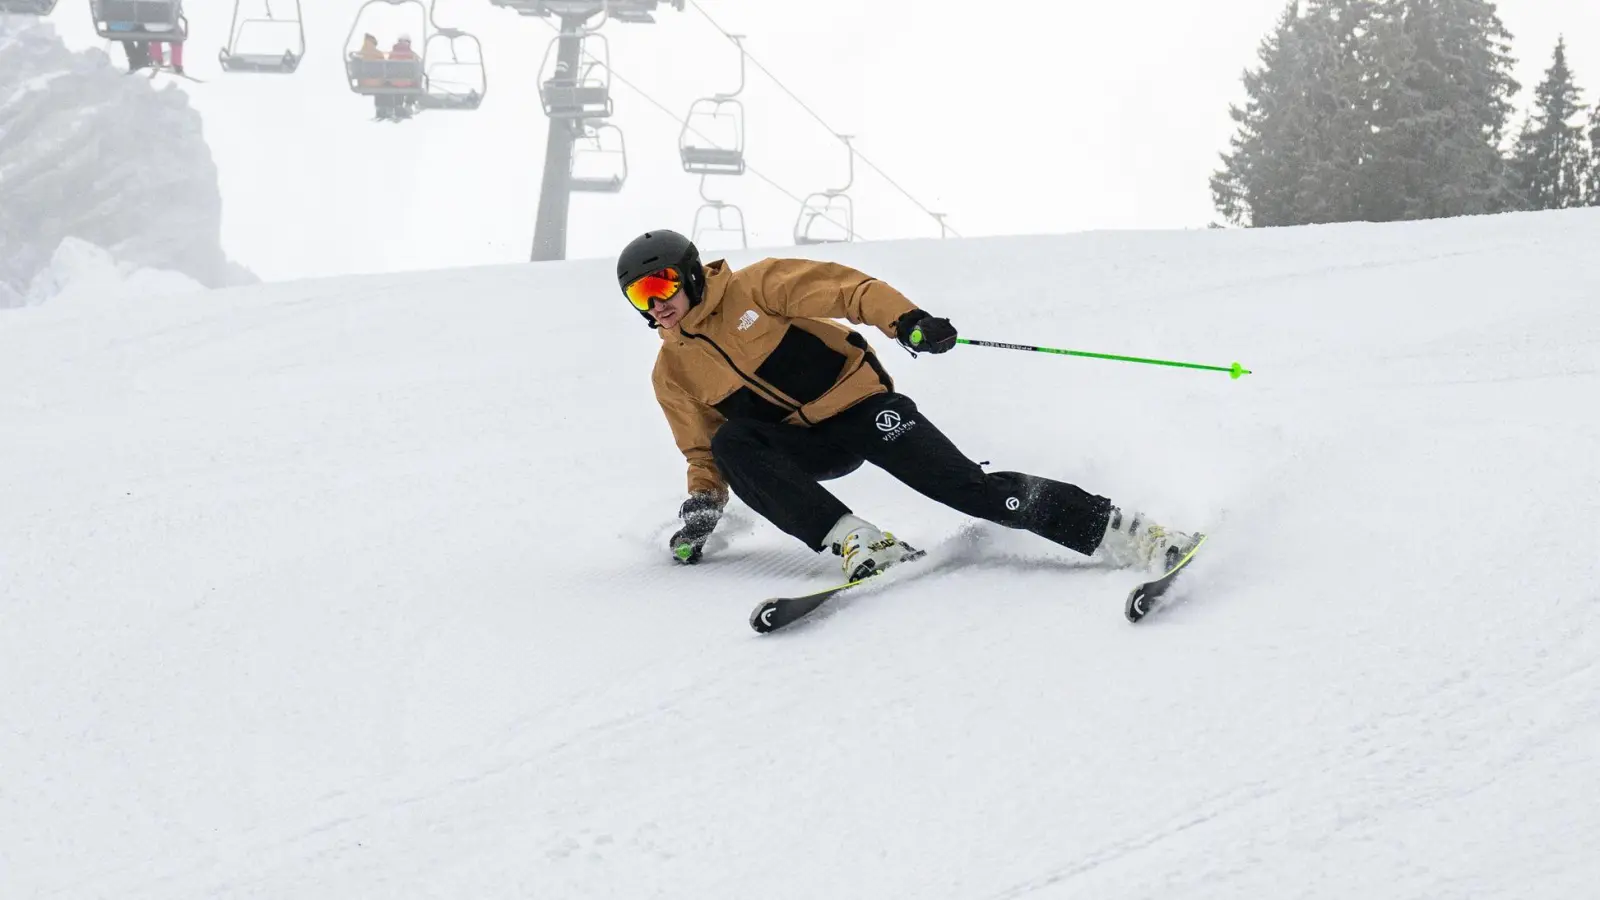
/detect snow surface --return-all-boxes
[2,211,1598,898]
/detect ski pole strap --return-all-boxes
[955,338,1252,379]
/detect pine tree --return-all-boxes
[1361,6,1422,220]
[1295,0,1384,223]
[1212,1,1382,227]
[1371,0,1520,219]
[1213,2,1310,227]
[1587,103,1600,205]
[1508,38,1590,210]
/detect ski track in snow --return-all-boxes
[3,211,1599,899]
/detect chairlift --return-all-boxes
[419,27,485,109]
[91,0,186,42]
[569,122,627,193]
[794,135,856,245]
[343,0,428,107]
[0,0,59,16]
[679,35,746,176]
[691,176,747,250]
[680,98,745,175]
[218,0,304,74]
[538,32,611,119]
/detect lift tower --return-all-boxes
[497,0,683,261]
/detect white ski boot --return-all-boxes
[1096,506,1200,574]
[823,514,922,582]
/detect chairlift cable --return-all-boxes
[537,16,865,241]
[691,0,960,235]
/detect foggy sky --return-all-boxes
[39,0,1600,281]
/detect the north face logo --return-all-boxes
[737,310,760,331]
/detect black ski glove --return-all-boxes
[894,309,958,354]
[670,492,724,564]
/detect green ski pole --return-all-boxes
[936,336,1253,379]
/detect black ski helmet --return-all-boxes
[616,229,705,328]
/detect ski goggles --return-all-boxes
[623,267,682,311]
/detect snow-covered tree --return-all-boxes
[1371,0,1520,219]
[1587,103,1600,205]
[1507,38,1590,211]
[1213,3,1308,228]
[1293,0,1384,224]
[1213,1,1384,227]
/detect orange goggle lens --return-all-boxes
[624,267,683,311]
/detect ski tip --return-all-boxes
[1124,533,1208,623]
[750,601,778,634]
[1125,587,1150,623]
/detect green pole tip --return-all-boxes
[1230,361,1248,379]
[674,544,694,560]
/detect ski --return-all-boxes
[146,67,205,83]
[750,549,927,634]
[1125,533,1208,623]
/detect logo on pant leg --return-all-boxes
[875,409,917,441]
[1006,497,1021,511]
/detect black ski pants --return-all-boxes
[709,392,1113,554]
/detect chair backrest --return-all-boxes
[97,0,179,26]
[349,58,423,80]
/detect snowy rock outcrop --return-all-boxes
[0,20,254,307]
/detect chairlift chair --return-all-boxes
[218,0,304,74]
[0,0,59,16]
[419,28,486,110]
[679,34,746,175]
[92,0,186,42]
[794,193,854,245]
[343,0,428,105]
[679,98,745,175]
[692,175,747,250]
[794,135,856,245]
[569,122,627,193]
[538,32,612,120]
[692,202,748,251]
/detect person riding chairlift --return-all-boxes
[137,9,184,76]
[118,37,151,73]
[105,20,149,73]
[149,37,184,75]
[385,35,420,121]
[351,33,392,120]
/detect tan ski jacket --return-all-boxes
[652,258,920,499]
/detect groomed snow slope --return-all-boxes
[3,211,1598,899]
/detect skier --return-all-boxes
[617,229,1200,582]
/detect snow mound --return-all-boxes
[24,236,205,306]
